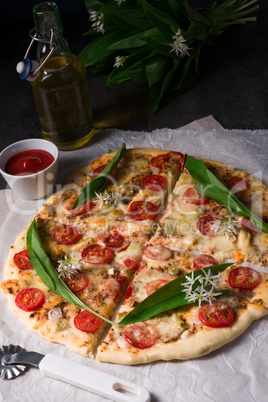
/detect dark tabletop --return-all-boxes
[1,0,267,190]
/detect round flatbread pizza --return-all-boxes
[1,147,268,364]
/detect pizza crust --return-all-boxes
[97,302,268,365]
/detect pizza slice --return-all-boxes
[97,245,268,365]
[36,148,185,244]
[0,221,142,357]
[65,148,184,236]
[150,159,268,267]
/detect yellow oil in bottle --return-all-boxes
[31,54,95,151]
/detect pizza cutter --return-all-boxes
[0,344,150,402]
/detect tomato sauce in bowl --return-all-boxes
[5,149,54,176]
[0,138,58,199]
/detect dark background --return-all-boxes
[0,0,267,188]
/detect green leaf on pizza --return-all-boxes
[72,143,126,209]
[184,154,268,234]
[119,264,231,325]
[27,219,119,327]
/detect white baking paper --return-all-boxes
[0,119,268,402]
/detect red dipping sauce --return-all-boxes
[5,149,55,176]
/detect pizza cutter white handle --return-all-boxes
[39,354,150,402]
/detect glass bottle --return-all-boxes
[31,2,95,151]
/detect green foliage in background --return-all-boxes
[80,0,259,113]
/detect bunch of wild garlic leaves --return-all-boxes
[80,0,259,113]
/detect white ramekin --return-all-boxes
[0,138,59,200]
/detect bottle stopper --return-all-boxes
[16,58,39,81]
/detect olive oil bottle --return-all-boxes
[31,2,95,150]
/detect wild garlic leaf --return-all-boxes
[107,46,154,85]
[107,29,157,50]
[141,0,179,32]
[185,154,268,234]
[119,264,231,325]
[79,30,127,66]
[72,143,126,209]
[82,0,258,112]
[145,56,170,87]
[27,219,118,327]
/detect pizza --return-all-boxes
[1,146,268,365]
[150,159,268,266]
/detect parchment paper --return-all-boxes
[1,117,268,402]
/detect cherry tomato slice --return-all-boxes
[125,283,133,299]
[170,152,185,171]
[81,244,113,264]
[13,250,33,270]
[50,225,81,245]
[142,175,167,192]
[241,217,259,234]
[150,153,170,170]
[66,197,93,216]
[138,262,146,271]
[74,310,103,333]
[227,176,250,196]
[103,275,127,300]
[117,244,129,253]
[64,272,89,293]
[115,275,128,286]
[15,288,45,312]
[123,257,139,271]
[143,245,172,261]
[183,187,209,206]
[196,216,218,237]
[193,254,218,270]
[150,152,184,171]
[103,231,124,248]
[198,301,235,328]
[103,277,121,299]
[129,201,158,221]
[92,164,108,179]
[228,266,261,291]
[146,279,169,296]
[124,322,160,349]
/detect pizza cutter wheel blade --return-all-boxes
[0,344,150,402]
[0,345,29,379]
